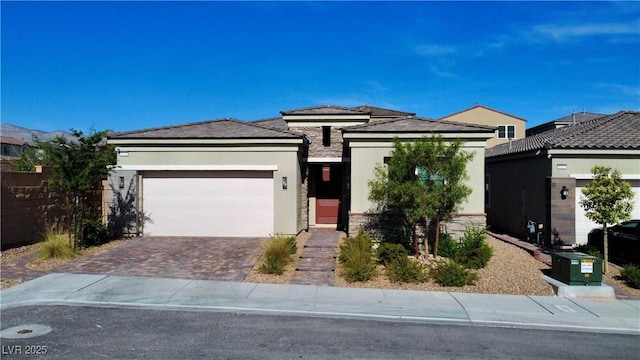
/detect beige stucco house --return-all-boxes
[107,105,495,238]
[440,105,527,148]
[486,111,640,246]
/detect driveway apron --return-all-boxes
[47,237,265,282]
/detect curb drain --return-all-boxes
[0,324,52,339]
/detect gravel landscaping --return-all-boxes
[3,233,639,298]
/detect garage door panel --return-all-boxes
[142,171,274,237]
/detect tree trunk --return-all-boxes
[603,224,609,274]
[433,219,441,258]
[412,221,419,258]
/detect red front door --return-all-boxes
[316,199,340,224]
[314,164,342,224]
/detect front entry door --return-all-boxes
[315,164,342,224]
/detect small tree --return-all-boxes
[368,136,473,258]
[579,165,634,273]
[36,130,116,249]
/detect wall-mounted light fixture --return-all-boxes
[282,176,287,190]
[560,186,569,200]
[119,176,125,189]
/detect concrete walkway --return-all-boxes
[1,273,638,335]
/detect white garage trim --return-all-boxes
[142,170,274,237]
[120,164,277,171]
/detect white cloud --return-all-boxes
[429,65,456,78]
[530,21,639,42]
[415,44,457,57]
[594,83,640,98]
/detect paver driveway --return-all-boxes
[52,237,267,282]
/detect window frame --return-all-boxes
[497,124,516,139]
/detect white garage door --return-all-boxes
[142,171,274,237]
[575,179,640,245]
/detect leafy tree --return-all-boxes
[579,165,634,273]
[35,130,116,249]
[368,136,473,258]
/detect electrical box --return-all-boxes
[551,252,602,286]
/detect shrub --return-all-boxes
[377,242,409,266]
[620,264,640,289]
[39,228,76,260]
[455,227,493,269]
[437,233,459,259]
[430,259,478,287]
[339,228,377,282]
[82,218,111,247]
[575,245,603,259]
[386,257,428,283]
[258,235,297,275]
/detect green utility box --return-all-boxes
[551,252,602,286]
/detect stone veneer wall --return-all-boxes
[348,212,487,241]
[299,166,309,230]
[296,126,344,158]
[546,177,576,246]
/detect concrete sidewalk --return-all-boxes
[1,273,638,335]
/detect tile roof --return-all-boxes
[110,119,304,139]
[250,117,289,131]
[281,105,368,116]
[0,136,25,145]
[548,112,606,125]
[486,111,640,157]
[350,105,415,117]
[440,104,528,122]
[343,116,496,133]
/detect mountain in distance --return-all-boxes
[0,123,74,144]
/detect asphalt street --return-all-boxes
[1,306,638,360]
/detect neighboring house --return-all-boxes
[485,111,640,246]
[107,105,494,238]
[526,111,606,136]
[0,136,26,159]
[440,104,527,148]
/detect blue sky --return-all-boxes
[2,1,639,133]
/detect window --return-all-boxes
[415,167,444,185]
[497,125,516,139]
[322,126,331,146]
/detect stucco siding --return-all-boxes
[486,156,551,237]
[442,107,525,148]
[110,146,302,235]
[551,154,640,178]
[349,139,487,215]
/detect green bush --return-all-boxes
[39,229,76,260]
[82,218,111,247]
[437,233,459,259]
[258,235,297,275]
[339,228,377,282]
[620,264,640,289]
[377,242,409,266]
[575,245,603,259]
[430,259,478,287]
[386,257,428,283]
[455,227,493,270]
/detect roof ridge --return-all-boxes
[351,105,416,116]
[281,104,368,115]
[112,118,237,136]
[241,118,303,137]
[440,104,528,122]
